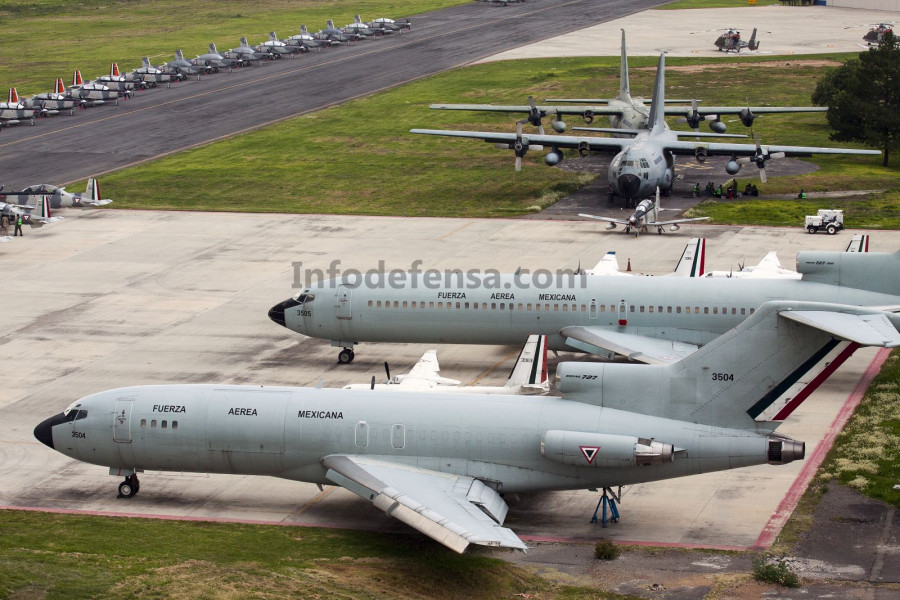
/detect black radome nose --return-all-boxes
[34,413,66,449]
[268,298,300,328]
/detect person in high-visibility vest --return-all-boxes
[13,215,23,236]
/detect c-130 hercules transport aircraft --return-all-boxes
[269,250,900,365]
[35,301,900,552]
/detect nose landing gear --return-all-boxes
[338,348,355,364]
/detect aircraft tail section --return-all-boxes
[8,87,19,104]
[673,238,706,277]
[648,53,667,136]
[54,78,66,94]
[240,37,250,48]
[175,49,185,61]
[111,62,120,77]
[557,301,900,431]
[269,31,278,41]
[797,250,900,296]
[209,43,218,54]
[846,233,869,253]
[86,178,99,201]
[748,28,759,51]
[73,70,84,87]
[619,29,631,101]
[301,25,310,34]
[505,335,549,394]
[141,57,152,70]
[355,14,363,23]
[327,19,335,28]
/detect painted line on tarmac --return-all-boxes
[753,347,892,549]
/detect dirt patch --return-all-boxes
[633,60,842,73]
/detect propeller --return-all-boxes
[495,122,542,172]
[384,361,391,382]
[370,375,376,390]
[735,132,784,183]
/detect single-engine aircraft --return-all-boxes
[128,58,184,87]
[344,335,549,394]
[164,50,207,78]
[194,44,243,72]
[0,197,60,228]
[68,70,131,106]
[21,79,80,115]
[287,26,331,50]
[35,300,900,552]
[412,53,880,205]
[0,88,36,127]
[359,15,411,34]
[579,188,709,235]
[96,63,141,92]
[1,179,112,209]
[430,30,822,137]
[223,38,273,64]
[714,28,759,53]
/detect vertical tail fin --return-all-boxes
[175,49,185,60]
[240,37,250,48]
[673,238,706,277]
[647,54,667,136]
[301,24,309,34]
[209,43,218,54]
[54,78,65,94]
[748,28,759,51]
[142,57,152,70]
[8,88,18,104]
[327,19,335,29]
[619,29,631,101]
[846,233,870,253]
[86,178,99,201]
[505,335,550,394]
[269,31,278,41]
[73,70,83,86]
[355,14,363,23]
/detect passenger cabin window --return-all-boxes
[151,420,157,428]
[172,421,178,430]
[140,419,147,428]
[161,420,167,429]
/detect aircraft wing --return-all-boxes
[560,326,698,365]
[84,199,113,206]
[578,213,630,227]
[411,129,632,153]
[429,104,625,117]
[322,455,526,553]
[400,350,461,386]
[587,251,623,275]
[669,106,827,118]
[648,216,711,227]
[574,126,748,139]
[661,138,880,158]
[778,310,900,347]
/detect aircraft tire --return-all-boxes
[338,349,354,364]
[118,480,137,498]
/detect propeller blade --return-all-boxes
[384,361,391,381]
[370,375,376,390]
[515,156,522,172]
[759,166,768,183]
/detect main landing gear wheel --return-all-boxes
[118,474,140,498]
[338,348,355,364]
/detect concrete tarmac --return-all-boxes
[0,0,667,189]
[1,210,896,549]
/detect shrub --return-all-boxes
[594,539,620,561]
[752,557,801,588]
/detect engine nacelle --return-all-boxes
[544,149,563,166]
[709,119,727,134]
[542,430,675,468]
[767,435,805,465]
[605,222,617,230]
[726,160,741,175]
[670,224,680,232]
[551,119,567,133]
[695,146,707,163]
[739,108,756,128]
[582,109,594,124]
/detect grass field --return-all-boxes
[87,53,897,219]
[0,0,469,96]
[656,0,774,9]
[0,509,635,599]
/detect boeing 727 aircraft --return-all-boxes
[269,250,900,364]
[35,301,900,552]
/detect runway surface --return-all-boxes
[1,209,896,549]
[0,0,666,189]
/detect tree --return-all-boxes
[812,31,900,167]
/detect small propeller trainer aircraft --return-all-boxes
[35,300,900,552]
[714,28,759,53]
[344,335,549,394]
[1,179,112,209]
[69,70,131,106]
[579,188,709,236]
[286,26,332,50]
[0,88,36,128]
[0,196,61,229]
[20,79,80,115]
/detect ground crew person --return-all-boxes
[1,215,9,237]
[13,214,23,236]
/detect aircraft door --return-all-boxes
[113,398,134,443]
[336,285,352,320]
[355,421,369,448]
[589,299,598,319]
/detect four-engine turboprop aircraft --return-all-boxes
[344,334,549,394]
[1,179,112,209]
[269,250,900,364]
[579,188,709,235]
[34,301,900,552]
[412,54,880,204]
[429,31,824,137]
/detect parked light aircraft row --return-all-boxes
[1,15,409,130]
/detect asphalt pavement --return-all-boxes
[0,0,667,189]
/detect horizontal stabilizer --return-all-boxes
[779,310,900,347]
[323,455,525,553]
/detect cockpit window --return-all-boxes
[62,406,87,422]
[292,290,315,304]
[75,410,88,420]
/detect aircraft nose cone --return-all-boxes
[268,298,300,328]
[617,174,641,199]
[34,413,65,449]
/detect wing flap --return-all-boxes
[779,310,900,347]
[561,326,698,364]
[323,455,526,553]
